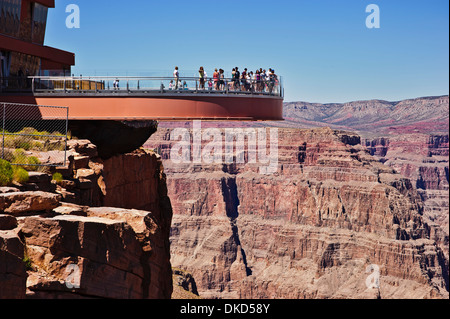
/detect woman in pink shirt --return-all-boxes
[213,68,219,90]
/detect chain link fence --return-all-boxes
[1,102,69,168]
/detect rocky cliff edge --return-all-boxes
[0,140,173,299]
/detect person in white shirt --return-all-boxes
[173,66,179,89]
[265,69,272,92]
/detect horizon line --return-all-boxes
[284,94,449,105]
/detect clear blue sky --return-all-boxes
[45,0,449,103]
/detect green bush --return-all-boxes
[9,149,41,171]
[23,256,33,271]
[23,156,41,171]
[15,138,32,150]
[18,127,39,135]
[3,135,32,150]
[11,148,27,162]
[26,156,40,165]
[52,172,63,182]
[13,167,29,184]
[3,127,66,152]
[0,159,14,186]
[2,149,14,162]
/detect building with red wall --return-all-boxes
[0,0,74,84]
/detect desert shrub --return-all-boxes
[51,131,65,137]
[17,127,55,138]
[13,166,29,184]
[29,138,65,152]
[23,156,41,171]
[43,139,65,151]
[10,149,41,171]
[3,135,32,150]
[52,172,63,182]
[15,136,32,150]
[23,256,33,271]
[2,149,14,162]
[32,140,45,151]
[0,159,14,186]
[18,127,39,135]
[2,128,66,152]
[11,149,27,163]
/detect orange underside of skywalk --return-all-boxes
[1,94,284,121]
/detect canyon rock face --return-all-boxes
[146,126,449,299]
[2,96,447,300]
[364,134,449,260]
[0,141,173,299]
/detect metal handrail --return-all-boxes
[28,75,281,80]
[23,75,284,98]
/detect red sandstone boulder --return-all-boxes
[21,215,145,299]
[0,191,61,215]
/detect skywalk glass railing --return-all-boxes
[1,76,284,98]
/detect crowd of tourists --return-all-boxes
[170,66,279,93]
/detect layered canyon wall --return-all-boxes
[146,126,449,299]
[364,134,449,259]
